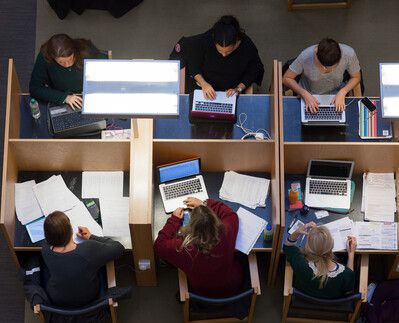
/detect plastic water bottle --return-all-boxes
[264,223,273,242]
[29,98,40,119]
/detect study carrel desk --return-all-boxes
[277,95,399,282]
[153,61,281,287]
[0,59,156,286]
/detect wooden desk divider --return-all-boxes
[129,118,157,286]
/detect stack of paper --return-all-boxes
[219,171,270,209]
[65,202,103,243]
[362,173,396,222]
[15,180,43,225]
[323,218,354,252]
[33,175,80,216]
[100,197,131,248]
[235,207,267,254]
[82,171,124,198]
[354,222,397,250]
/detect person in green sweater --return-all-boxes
[29,34,106,110]
[283,222,357,299]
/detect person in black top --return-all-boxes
[170,15,264,99]
[41,211,125,307]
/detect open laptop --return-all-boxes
[305,160,354,209]
[190,89,237,122]
[158,158,209,213]
[48,104,106,138]
[301,95,346,126]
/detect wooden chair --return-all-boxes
[288,0,352,11]
[282,254,369,323]
[33,261,119,323]
[178,253,260,323]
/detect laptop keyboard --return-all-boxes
[309,180,348,196]
[163,178,203,200]
[52,113,99,132]
[195,101,233,114]
[304,106,343,120]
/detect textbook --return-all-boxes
[358,100,392,139]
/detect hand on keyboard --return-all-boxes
[183,197,204,209]
[302,91,319,113]
[332,90,346,112]
[65,94,82,111]
[201,82,216,100]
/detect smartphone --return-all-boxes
[361,97,376,112]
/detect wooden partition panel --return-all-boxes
[0,148,18,261]
[7,59,21,139]
[270,61,285,286]
[9,140,130,171]
[0,59,22,266]
[284,143,399,174]
[154,141,273,172]
[130,119,157,286]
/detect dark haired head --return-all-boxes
[212,15,244,47]
[40,34,95,69]
[44,211,73,247]
[316,38,341,67]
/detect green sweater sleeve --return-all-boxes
[283,244,312,278]
[29,53,68,104]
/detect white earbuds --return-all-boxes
[236,113,271,141]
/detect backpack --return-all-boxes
[362,279,399,323]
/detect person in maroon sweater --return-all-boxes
[154,197,243,298]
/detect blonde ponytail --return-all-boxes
[303,226,335,288]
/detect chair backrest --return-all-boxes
[293,288,361,307]
[189,288,254,305]
[39,298,110,316]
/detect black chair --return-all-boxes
[282,255,369,323]
[178,253,260,323]
[282,58,365,96]
[29,262,131,323]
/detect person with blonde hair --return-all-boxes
[154,197,242,298]
[283,222,356,299]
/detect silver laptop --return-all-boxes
[191,90,237,122]
[301,95,346,126]
[305,160,354,209]
[158,158,209,213]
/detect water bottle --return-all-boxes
[264,223,273,242]
[29,98,40,119]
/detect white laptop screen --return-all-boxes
[307,160,353,180]
[159,159,200,183]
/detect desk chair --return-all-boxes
[178,253,260,323]
[33,261,129,323]
[282,254,369,323]
[282,58,364,97]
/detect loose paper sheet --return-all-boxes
[82,171,124,198]
[15,180,43,225]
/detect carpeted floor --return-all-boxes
[0,1,36,322]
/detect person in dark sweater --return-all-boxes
[154,197,242,298]
[170,15,264,98]
[29,34,106,109]
[283,222,356,299]
[41,211,125,307]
